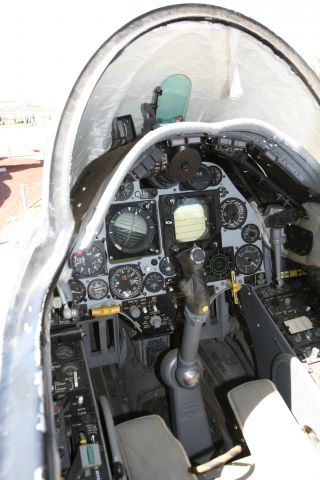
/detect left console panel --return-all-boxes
[51,326,111,480]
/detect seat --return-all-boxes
[227,379,320,480]
[272,352,320,444]
[116,415,197,480]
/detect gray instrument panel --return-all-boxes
[68,162,265,314]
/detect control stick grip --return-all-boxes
[177,247,209,315]
[179,269,209,315]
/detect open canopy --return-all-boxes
[71,16,320,185]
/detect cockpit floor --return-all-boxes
[91,334,253,454]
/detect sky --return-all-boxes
[1,0,320,108]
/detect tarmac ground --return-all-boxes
[0,149,44,320]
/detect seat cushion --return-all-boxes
[116,415,197,480]
[228,379,320,480]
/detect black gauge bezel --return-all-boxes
[109,264,144,299]
[205,247,234,281]
[70,244,105,276]
[209,165,223,186]
[115,180,134,201]
[106,202,159,261]
[87,278,109,300]
[182,164,211,190]
[55,344,74,361]
[160,190,221,256]
[241,223,260,243]
[159,257,177,277]
[220,197,247,230]
[68,279,86,303]
[235,244,263,275]
[144,272,165,293]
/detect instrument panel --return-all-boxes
[67,148,266,334]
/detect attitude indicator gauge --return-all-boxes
[109,264,144,299]
[221,198,247,230]
[109,206,155,254]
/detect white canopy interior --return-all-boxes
[72,21,320,184]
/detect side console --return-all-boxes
[257,282,320,359]
[51,326,111,480]
[239,279,320,378]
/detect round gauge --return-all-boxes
[210,166,223,186]
[109,206,155,254]
[109,264,144,299]
[235,245,263,275]
[241,224,260,244]
[144,272,165,293]
[167,147,202,183]
[207,249,233,280]
[183,164,211,190]
[87,279,109,300]
[221,198,247,230]
[71,245,104,276]
[115,180,134,201]
[68,279,86,303]
[55,344,74,361]
[159,257,177,277]
[62,364,79,374]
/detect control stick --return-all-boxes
[265,208,301,288]
[175,246,209,387]
[160,246,216,461]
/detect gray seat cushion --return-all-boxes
[116,415,197,480]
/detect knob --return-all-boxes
[129,305,141,319]
[305,330,313,342]
[284,297,291,307]
[150,315,162,329]
[294,333,302,344]
[271,297,280,307]
[190,246,205,265]
[306,306,311,312]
